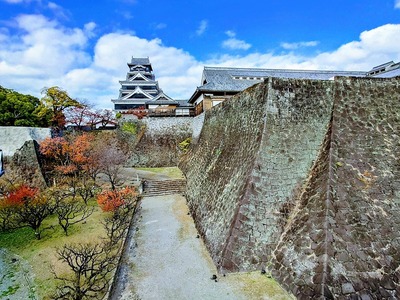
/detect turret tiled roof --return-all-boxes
[130,57,151,66]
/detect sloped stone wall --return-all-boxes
[272,77,400,298]
[181,76,400,297]
[11,140,47,188]
[180,78,335,271]
[180,83,267,264]
[220,78,334,272]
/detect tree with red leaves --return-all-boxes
[96,187,137,212]
[4,185,53,239]
[40,133,95,177]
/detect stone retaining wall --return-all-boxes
[272,77,400,298]
[129,117,193,167]
[180,76,400,297]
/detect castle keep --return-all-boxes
[111,57,192,117]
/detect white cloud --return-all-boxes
[222,31,251,50]
[281,41,319,50]
[155,23,167,30]
[48,2,70,20]
[196,20,208,36]
[225,30,236,38]
[395,0,400,8]
[0,14,92,97]
[222,39,252,50]
[1,14,400,109]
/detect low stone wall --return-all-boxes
[181,76,400,297]
[0,126,51,157]
[128,117,193,167]
[142,117,193,138]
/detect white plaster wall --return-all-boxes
[0,126,51,157]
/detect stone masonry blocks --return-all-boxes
[181,76,400,297]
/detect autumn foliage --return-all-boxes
[96,187,137,212]
[40,133,95,175]
[3,185,38,207]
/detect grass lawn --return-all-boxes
[0,200,109,299]
[135,166,184,179]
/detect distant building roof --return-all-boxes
[189,66,366,103]
[176,100,193,107]
[367,61,400,77]
[374,68,400,78]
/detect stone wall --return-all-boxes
[272,77,400,298]
[191,112,206,143]
[128,117,193,167]
[180,83,268,265]
[0,126,51,157]
[181,76,400,297]
[11,140,47,188]
[180,78,334,272]
[221,78,334,272]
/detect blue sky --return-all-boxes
[1,0,400,108]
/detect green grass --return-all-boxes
[0,199,109,300]
[1,284,20,297]
[135,167,184,179]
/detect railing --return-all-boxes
[117,109,195,117]
[148,109,195,117]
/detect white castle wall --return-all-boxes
[0,126,51,157]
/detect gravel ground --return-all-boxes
[111,193,293,300]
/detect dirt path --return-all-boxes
[110,193,293,300]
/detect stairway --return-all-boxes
[141,179,186,197]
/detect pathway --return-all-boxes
[110,192,293,300]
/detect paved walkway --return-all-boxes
[111,193,293,300]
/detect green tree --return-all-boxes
[0,85,51,127]
[39,86,82,131]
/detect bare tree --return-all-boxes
[76,177,99,205]
[55,199,94,236]
[98,109,116,128]
[99,144,128,190]
[53,243,117,300]
[102,206,133,248]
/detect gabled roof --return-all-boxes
[145,92,178,105]
[121,87,153,100]
[201,66,366,91]
[129,72,151,82]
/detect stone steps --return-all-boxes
[142,179,186,197]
